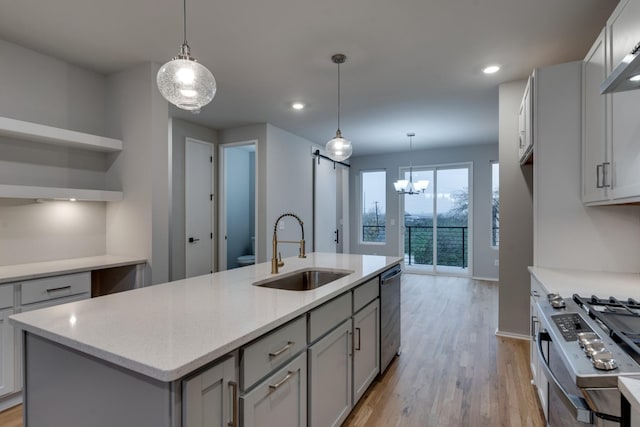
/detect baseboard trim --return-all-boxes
[495,329,530,341]
[472,276,498,282]
[0,391,22,412]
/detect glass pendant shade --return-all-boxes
[157,50,216,112]
[325,129,353,162]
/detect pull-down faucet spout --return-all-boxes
[272,213,306,274]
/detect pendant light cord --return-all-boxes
[337,61,341,131]
[183,0,188,45]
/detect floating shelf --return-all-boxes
[0,184,123,202]
[0,116,123,152]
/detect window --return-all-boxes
[361,170,386,243]
[491,162,499,247]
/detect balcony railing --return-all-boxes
[403,225,468,268]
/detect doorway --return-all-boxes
[313,154,350,253]
[400,163,472,276]
[185,138,214,278]
[219,141,257,270]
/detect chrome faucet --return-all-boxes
[272,213,306,274]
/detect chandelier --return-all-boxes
[394,133,429,195]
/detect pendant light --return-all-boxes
[394,133,430,195]
[156,0,216,113]
[325,54,353,161]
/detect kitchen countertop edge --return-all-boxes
[10,253,402,382]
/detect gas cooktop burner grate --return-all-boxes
[573,294,640,360]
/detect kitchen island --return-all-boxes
[10,253,401,427]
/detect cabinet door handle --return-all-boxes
[228,381,238,427]
[530,290,539,297]
[596,164,603,188]
[46,285,71,293]
[268,371,294,391]
[355,327,361,351]
[531,315,538,340]
[269,341,294,358]
[602,162,611,188]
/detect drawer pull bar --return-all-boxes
[268,371,294,391]
[269,341,294,358]
[46,285,71,293]
[228,381,238,427]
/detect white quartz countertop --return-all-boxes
[10,253,401,382]
[0,255,147,284]
[528,266,640,300]
[619,377,640,416]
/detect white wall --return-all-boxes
[348,143,499,280]
[0,39,110,265]
[265,125,314,260]
[220,124,316,264]
[105,63,169,284]
[533,61,640,272]
[498,80,532,337]
[169,118,217,280]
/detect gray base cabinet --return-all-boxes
[0,307,14,398]
[353,299,380,405]
[241,352,307,427]
[183,355,237,427]
[308,319,352,427]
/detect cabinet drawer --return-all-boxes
[241,316,306,390]
[0,285,13,309]
[353,278,378,313]
[21,272,91,305]
[309,292,352,343]
[240,352,307,427]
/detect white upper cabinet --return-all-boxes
[518,75,534,164]
[582,29,610,204]
[582,0,640,205]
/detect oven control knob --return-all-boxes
[577,332,598,347]
[591,351,618,371]
[583,339,606,357]
[547,293,566,309]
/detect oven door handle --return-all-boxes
[537,331,594,424]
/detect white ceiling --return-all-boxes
[0,0,618,156]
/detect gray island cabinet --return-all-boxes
[10,253,401,427]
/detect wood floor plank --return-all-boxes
[0,274,544,427]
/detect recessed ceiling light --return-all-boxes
[483,65,500,74]
[629,74,640,82]
[292,102,305,110]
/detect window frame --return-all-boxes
[359,169,387,245]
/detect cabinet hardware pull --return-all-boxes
[355,327,361,351]
[269,341,294,358]
[596,164,603,188]
[268,371,294,391]
[602,162,611,188]
[228,381,238,427]
[46,285,71,293]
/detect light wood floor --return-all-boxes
[0,274,544,427]
[343,274,545,427]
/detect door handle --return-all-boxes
[188,237,200,243]
[334,229,339,244]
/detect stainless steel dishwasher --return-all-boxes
[380,264,402,373]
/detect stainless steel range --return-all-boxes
[536,293,640,426]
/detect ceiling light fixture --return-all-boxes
[292,102,305,110]
[156,0,216,113]
[483,65,501,74]
[394,133,430,195]
[630,74,640,82]
[325,54,353,161]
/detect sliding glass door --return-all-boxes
[401,164,471,275]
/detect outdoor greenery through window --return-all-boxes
[361,170,386,243]
[492,162,500,247]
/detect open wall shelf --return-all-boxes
[0,116,123,152]
[0,184,123,202]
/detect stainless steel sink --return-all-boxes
[253,268,352,291]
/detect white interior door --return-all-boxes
[185,138,214,278]
[314,157,337,253]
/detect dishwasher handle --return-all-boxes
[381,265,401,284]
